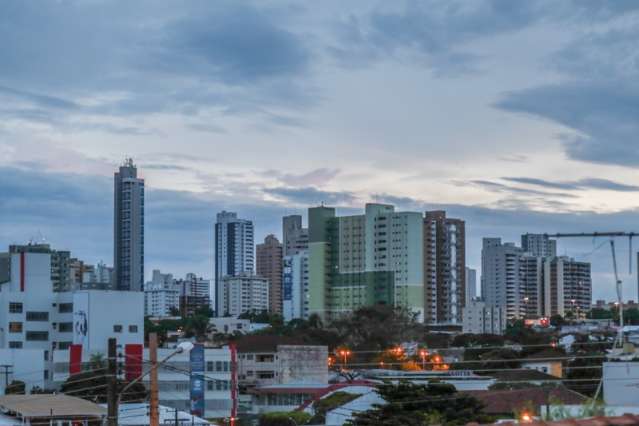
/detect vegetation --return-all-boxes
[587,307,639,325]
[258,411,312,426]
[347,382,492,426]
[5,380,25,395]
[309,391,361,424]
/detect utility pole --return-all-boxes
[149,333,160,426]
[107,338,118,426]
[0,365,13,390]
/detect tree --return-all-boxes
[60,370,148,403]
[5,380,25,395]
[259,411,312,426]
[550,314,565,328]
[348,382,492,426]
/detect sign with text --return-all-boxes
[189,343,205,417]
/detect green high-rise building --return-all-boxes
[307,203,424,321]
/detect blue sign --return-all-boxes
[190,344,205,417]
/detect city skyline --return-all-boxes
[2,1,639,301]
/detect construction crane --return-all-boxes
[533,232,639,348]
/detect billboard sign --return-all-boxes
[190,343,205,417]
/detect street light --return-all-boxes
[117,342,195,415]
[419,349,429,370]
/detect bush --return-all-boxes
[258,411,312,426]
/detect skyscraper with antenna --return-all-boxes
[113,158,145,291]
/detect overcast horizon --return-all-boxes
[2,0,639,301]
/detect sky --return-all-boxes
[1,0,639,301]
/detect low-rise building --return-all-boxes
[209,317,270,335]
[235,336,328,388]
[462,299,507,335]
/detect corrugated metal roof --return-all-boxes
[0,395,106,418]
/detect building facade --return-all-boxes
[144,270,179,317]
[256,235,283,315]
[462,299,507,335]
[9,244,72,292]
[113,158,145,291]
[214,211,254,316]
[482,238,591,320]
[282,215,309,257]
[222,274,269,317]
[177,273,211,317]
[423,211,466,324]
[465,267,477,304]
[308,203,424,321]
[282,251,310,322]
[521,234,557,258]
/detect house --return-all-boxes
[520,349,564,378]
[462,386,587,418]
[470,413,639,425]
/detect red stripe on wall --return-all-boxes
[69,344,82,375]
[125,344,143,381]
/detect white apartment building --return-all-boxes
[282,251,310,322]
[222,274,269,317]
[465,267,477,304]
[145,270,179,317]
[214,211,254,317]
[0,250,143,391]
[462,299,507,335]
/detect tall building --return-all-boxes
[521,234,557,257]
[282,251,310,321]
[481,238,526,319]
[308,203,424,321]
[256,235,283,314]
[543,257,592,317]
[423,211,466,324]
[177,273,211,317]
[113,158,145,291]
[482,238,592,320]
[465,267,477,303]
[214,211,254,316]
[283,215,309,256]
[222,274,269,317]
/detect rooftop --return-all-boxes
[234,335,307,352]
[470,414,639,426]
[0,395,106,419]
[463,386,587,415]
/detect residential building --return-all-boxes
[222,274,269,317]
[521,233,557,258]
[113,158,145,291]
[235,335,328,387]
[308,203,424,321]
[465,267,477,304]
[177,273,211,316]
[81,261,113,288]
[282,215,309,256]
[9,244,72,292]
[144,270,179,317]
[0,248,143,390]
[256,235,283,314]
[481,238,527,319]
[214,211,254,316]
[423,211,466,324]
[543,257,592,317]
[282,251,310,321]
[519,255,544,317]
[462,299,507,335]
[209,317,270,335]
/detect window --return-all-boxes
[26,331,48,341]
[128,325,138,333]
[113,325,123,333]
[207,361,214,372]
[8,322,22,333]
[44,370,49,381]
[9,303,23,313]
[58,322,73,332]
[215,361,223,371]
[58,303,73,313]
[58,342,72,350]
[9,341,22,349]
[44,351,49,361]
[26,312,49,321]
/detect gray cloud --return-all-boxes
[504,177,639,192]
[0,1,314,127]
[468,180,579,199]
[264,186,356,206]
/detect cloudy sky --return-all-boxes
[1,0,638,301]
